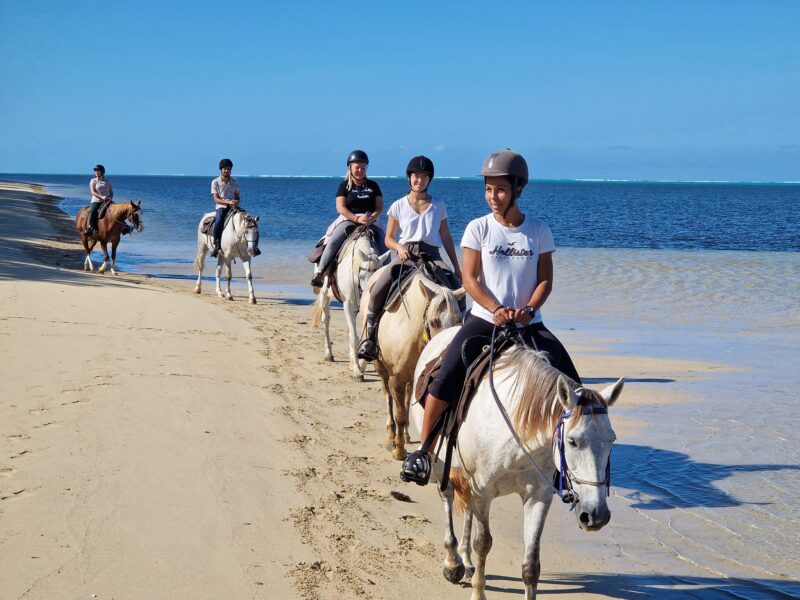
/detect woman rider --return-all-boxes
[86,164,113,236]
[310,150,388,288]
[400,149,582,485]
[357,155,462,361]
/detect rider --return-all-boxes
[400,149,582,486]
[356,155,462,361]
[210,158,240,258]
[310,150,388,288]
[86,164,113,236]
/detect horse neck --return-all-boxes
[420,277,461,333]
[107,203,128,220]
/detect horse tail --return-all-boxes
[450,467,472,514]
[193,247,205,273]
[311,290,325,329]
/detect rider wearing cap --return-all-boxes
[356,155,462,361]
[210,158,240,258]
[400,149,582,486]
[311,150,388,288]
[86,164,113,236]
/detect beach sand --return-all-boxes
[0,182,726,599]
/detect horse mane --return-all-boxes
[495,346,603,441]
[107,202,135,219]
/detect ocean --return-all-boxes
[4,173,800,596]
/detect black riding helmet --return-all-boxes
[347,149,369,165]
[219,158,233,170]
[405,155,434,179]
[93,164,106,175]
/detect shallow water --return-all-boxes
[9,174,800,595]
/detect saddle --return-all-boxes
[384,258,457,313]
[200,209,241,235]
[323,226,375,304]
[414,330,516,491]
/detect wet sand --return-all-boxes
[1,182,746,599]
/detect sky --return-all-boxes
[1,0,799,181]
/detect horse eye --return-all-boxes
[567,438,577,448]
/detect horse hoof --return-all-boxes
[352,374,364,382]
[392,447,407,461]
[324,355,334,362]
[193,287,201,294]
[443,563,465,584]
[249,297,257,305]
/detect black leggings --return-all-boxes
[88,202,102,229]
[428,314,581,404]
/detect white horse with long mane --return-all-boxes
[312,229,389,381]
[411,326,624,600]
[359,267,465,459]
[194,210,261,304]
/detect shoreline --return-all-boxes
[2,181,781,598]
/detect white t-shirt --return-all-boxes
[90,177,111,204]
[461,214,555,324]
[387,195,448,246]
[211,176,240,205]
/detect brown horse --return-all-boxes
[75,200,143,275]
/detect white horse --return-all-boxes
[312,230,389,381]
[194,210,261,304]
[359,268,465,459]
[411,327,624,600]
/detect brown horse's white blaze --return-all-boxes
[75,201,143,275]
[359,269,464,459]
[411,328,624,600]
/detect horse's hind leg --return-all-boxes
[389,377,410,460]
[215,258,224,298]
[242,258,256,304]
[375,362,396,450]
[224,260,233,301]
[320,295,333,361]
[520,492,552,599]
[81,236,94,272]
[194,244,206,294]
[110,239,119,275]
[440,483,466,584]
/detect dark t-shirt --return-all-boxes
[336,179,383,214]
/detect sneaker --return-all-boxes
[210,247,219,258]
[310,273,325,288]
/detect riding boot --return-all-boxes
[210,239,221,258]
[357,313,379,361]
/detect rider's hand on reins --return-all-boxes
[397,245,411,262]
[492,306,516,326]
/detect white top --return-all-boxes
[90,177,111,204]
[387,195,448,246]
[461,214,555,324]
[211,176,240,204]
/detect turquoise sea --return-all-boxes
[4,173,800,597]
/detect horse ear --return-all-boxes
[417,276,438,299]
[378,250,391,263]
[134,200,141,208]
[453,287,466,301]
[599,378,624,407]
[255,215,260,223]
[556,376,579,411]
[358,248,370,260]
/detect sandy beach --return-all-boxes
[0,182,756,599]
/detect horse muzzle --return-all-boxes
[577,505,611,531]
[249,248,261,257]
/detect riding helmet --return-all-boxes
[405,155,434,179]
[480,150,529,189]
[93,164,106,175]
[347,150,369,165]
[219,158,233,170]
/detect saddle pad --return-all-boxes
[200,215,215,235]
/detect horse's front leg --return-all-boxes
[470,496,493,600]
[224,260,234,300]
[520,490,553,600]
[375,362,396,450]
[215,258,224,298]
[97,241,110,274]
[390,378,412,459]
[459,503,475,579]
[242,258,256,304]
[342,299,363,381]
[110,239,120,276]
[440,482,466,584]
[81,236,94,272]
[194,243,207,294]
[320,294,334,361]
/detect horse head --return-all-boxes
[356,242,389,293]
[417,277,465,340]
[553,376,624,531]
[128,200,144,232]
[240,213,261,257]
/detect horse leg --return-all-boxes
[342,299,363,381]
[81,235,94,272]
[225,260,234,300]
[375,362,396,449]
[97,241,109,274]
[520,491,553,600]
[440,482,466,584]
[470,496,493,600]
[459,506,476,579]
[110,238,119,275]
[215,257,224,298]
[390,377,410,460]
[242,258,256,304]
[194,243,207,294]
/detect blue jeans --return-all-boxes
[213,206,230,243]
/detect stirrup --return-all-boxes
[357,339,378,361]
[400,449,431,486]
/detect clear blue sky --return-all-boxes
[1,0,798,180]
